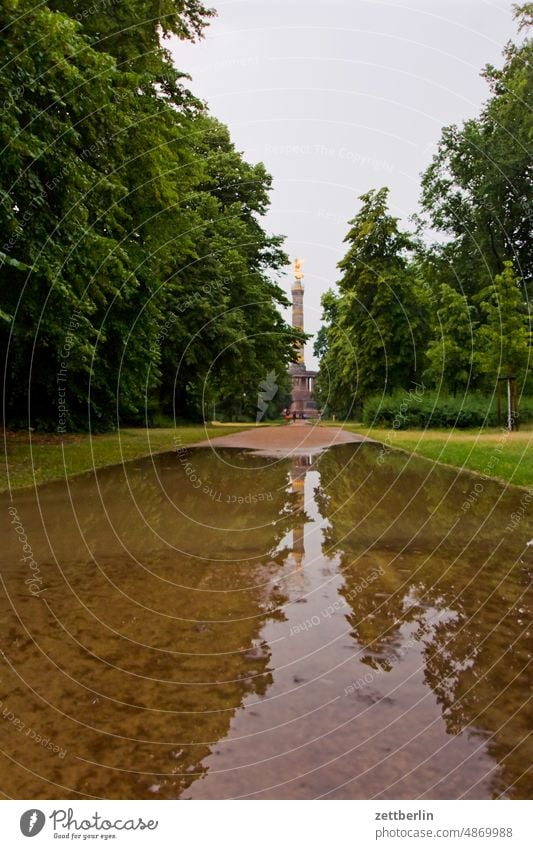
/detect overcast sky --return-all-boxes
[170,0,517,367]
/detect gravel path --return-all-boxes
[192,421,371,457]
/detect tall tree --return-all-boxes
[316,189,428,414]
[157,117,295,420]
[424,283,477,394]
[313,289,358,417]
[0,2,147,428]
[420,4,533,299]
[476,261,531,390]
[1,1,297,429]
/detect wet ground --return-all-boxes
[0,429,532,798]
[192,419,370,454]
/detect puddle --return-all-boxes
[1,443,531,798]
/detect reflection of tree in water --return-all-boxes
[78,447,301,560]
[421,574,533,799]
[315,444,533,798]
[0,448,309,799]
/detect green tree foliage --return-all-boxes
[312,324,328,360]
[313,289,357,417]
[424,284,477,394]
[0,0,297,429]
[48,0,215,74]
[411,6,533,405]
[315,189,428,415]
[0,2,147,428]
[420,4,533,299]
[155,116,292,420]
[476,261,531,389]
[317,6,532,415]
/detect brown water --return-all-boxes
[0,443,532,799]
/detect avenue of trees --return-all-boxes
[315,3,532,420]
[0,0,300,429]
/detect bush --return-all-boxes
[362,389,533,429]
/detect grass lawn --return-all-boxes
[6,419,531,493]
[1,424,254,493]
[324,422,533,489]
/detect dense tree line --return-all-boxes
[316,3,532,418]
[0,0,299,429]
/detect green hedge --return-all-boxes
[362,390,533,429]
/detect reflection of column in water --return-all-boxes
[290,454,313,569]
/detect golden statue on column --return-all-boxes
[294,257,304,281]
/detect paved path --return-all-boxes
[193,421,371,457]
